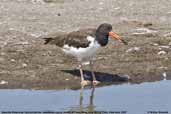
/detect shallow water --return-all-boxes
[0,80,170,114]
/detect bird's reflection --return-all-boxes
[79,85,95,112]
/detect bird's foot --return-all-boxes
[92,80,100,86]
[81,80,91,86]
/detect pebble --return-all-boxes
[159,45,170,49]
[132,28,158,36]
[153,43,159,46]
[164,57,169,60]
[22,63,27,67]
[30,33,42,38]
[82,61,90,65]
[163,32,171,37]
[123,74,130,80]
[16,41,29,45]
[158,47,162,50]
[9,28,15,31]
[114,7,120,10]
[158,66,168,70]
[30,75,36,78]
[97,56,108,60]
[158,51,166,55]
[32,0,45,4]
[134,28,157,33]
[10,59,16,62]
[126,47,140,53]
[0,80,8,85]
[65,78,69,81]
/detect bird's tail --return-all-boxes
[43,38,53,44]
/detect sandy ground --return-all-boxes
[0,0,171,90]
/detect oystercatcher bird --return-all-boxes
[43,23,127,86]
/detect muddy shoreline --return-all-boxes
[0,0,171,90]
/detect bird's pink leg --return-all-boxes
[90,61,100,85]
[79,64,90,86]
[79,64,84,81]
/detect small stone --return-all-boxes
[9,28,15,30]
[153,43,159,46]
[163,32,171,37]
[22,63,27,67]
[158,66,168,70]
[123,74,130,80]
[126,47,140,53]
[17,42,29,45]
[132,28,158,36]
[65,78,69,81]
[158,47,162,50]
[114,7,120,10]
[10,59,15,62]
[159,45,170,49]
[164,57,169,60]
[32,0,45,4]
[82,61,90,65]
[158,51,166,55]
[0,80,8,85]
[30,33,42,38]
[30,75,36,78]
[97,56,107,60]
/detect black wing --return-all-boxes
[43,28,96,48]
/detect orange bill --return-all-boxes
[108,31,128,45]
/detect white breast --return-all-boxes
[62,36,100,62]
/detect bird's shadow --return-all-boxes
[61,69,130,84]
